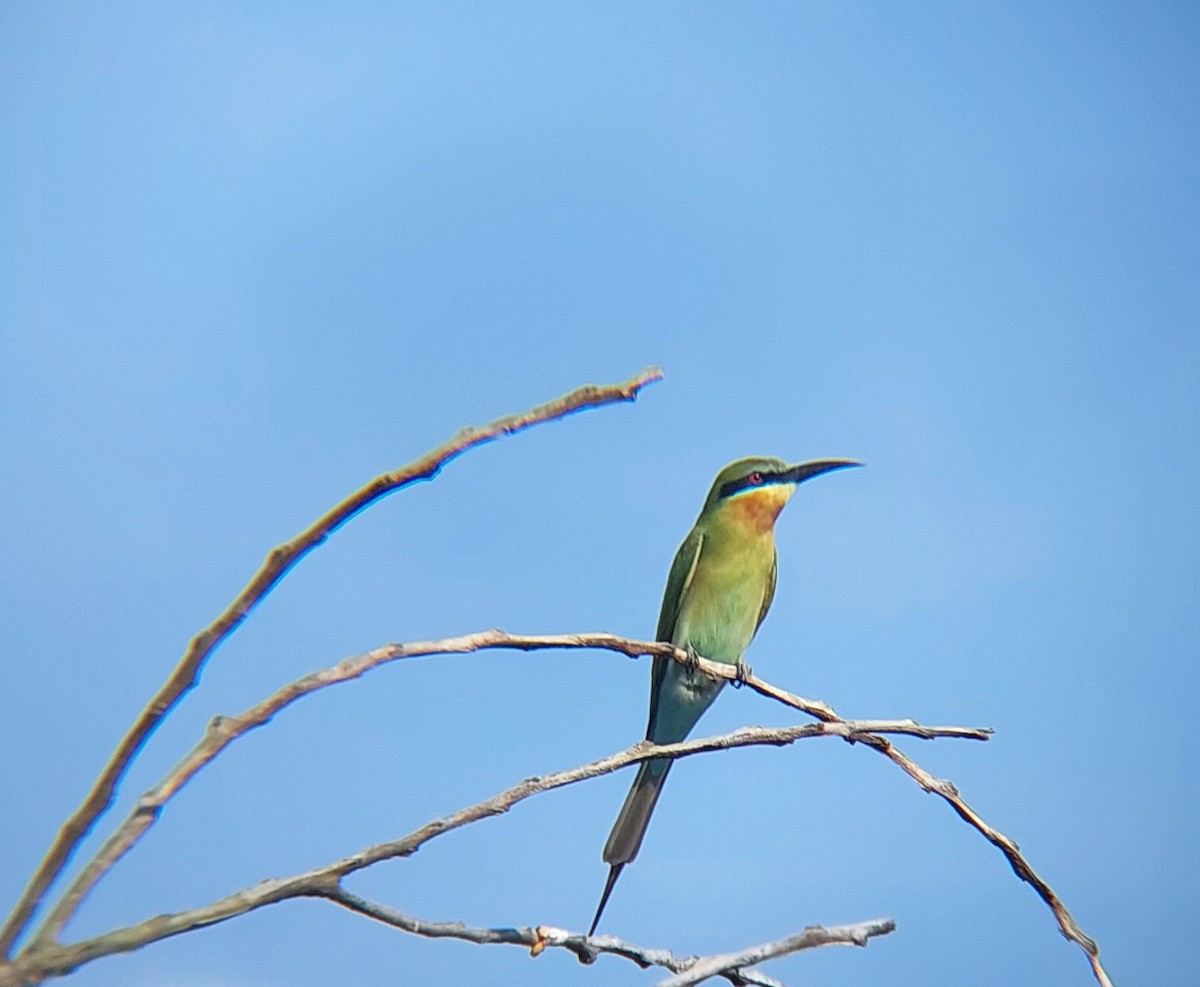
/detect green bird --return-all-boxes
[589,455,861,935]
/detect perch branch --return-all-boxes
[0,366,662,956]
[213,627,1107,985]
[26,624,1106,986]
[37,631,987,946]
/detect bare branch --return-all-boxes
[374,633,1113,985]
[0,359,1111,987]
[6,722,930,985]
[0,367,662,956]
[24,622,1106,986]
[37,630,987,949]
[729,674,1114,987]
[654,918,896,987]
[321,885,808,987]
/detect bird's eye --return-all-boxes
[747,471,764,485]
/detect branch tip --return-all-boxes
[3,368,661,955]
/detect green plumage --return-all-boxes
[588,455,860,935]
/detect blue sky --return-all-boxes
[2,2,1197,985]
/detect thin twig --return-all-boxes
[729,677,1113,987]
[1,367,662,956]
[322,885,817,987]
[655,918,896,987]
[25,622,1108,986]
[37,630,988,949]
[5,722,933,986]
[304,630,1111,985]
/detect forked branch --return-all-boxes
[5,722,918,986]
[323,886,895,987]
[1,365,1112,987]
[0,367,662,956]
[32,630,988,950]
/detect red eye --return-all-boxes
[748,471,763,485]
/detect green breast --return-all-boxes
[672,531,773,664]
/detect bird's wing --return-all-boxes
[646,526,704,736]
[753,548,777,637]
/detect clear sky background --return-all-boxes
[2,3,1197,986]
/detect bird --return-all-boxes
[588,455,861,936]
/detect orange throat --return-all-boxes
[726,485,792,534]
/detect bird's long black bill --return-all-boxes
[588,864,624,937]
[782,458,863,485]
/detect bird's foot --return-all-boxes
[733,660,754,688]
[683,644,702,677]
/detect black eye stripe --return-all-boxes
[718,471,779,499]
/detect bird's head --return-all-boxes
[701,456,862,532]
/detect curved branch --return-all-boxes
[732,681,1113,987]
[6,722,925,985]
[0,367,662,956]
[654,917,896,987]
[27,623,1107,986]
[319,887,892,987]
[36,631,987,946]
[294,630,1109,985]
